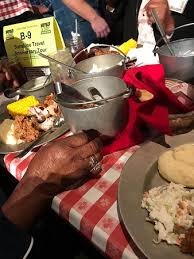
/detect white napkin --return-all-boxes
[127,43,159,67]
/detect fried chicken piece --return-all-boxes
[14,116,40,143]
[29,94,61,120]
[94,49,119,56]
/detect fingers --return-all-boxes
[63,130,100,147]
[75,137,103,159]
[91,16,110,38]
[73,152,103,177]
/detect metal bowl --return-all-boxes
[70,54,125,81]
[4,76,54,100]
[57,76,130,137]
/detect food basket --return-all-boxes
[166,79,194,134]
[169,111,194,134]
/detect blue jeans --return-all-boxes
[51,0,99,47]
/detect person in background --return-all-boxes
[30,0,53,17]
[51,0,110,47]
[0,0,43,57]
[99,0,174,45]
[168,0,194,40]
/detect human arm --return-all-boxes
[2,131,103,231]
[0,209,33,259]
[145,0,175,35]
[63,0,110,38]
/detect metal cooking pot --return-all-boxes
[57,76,130,137]
[154,23,194,83]
[4,76,54,100]
[69,44,127,81]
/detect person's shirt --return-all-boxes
[137,0,191,47]
[0,0,33,21]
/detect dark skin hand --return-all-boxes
[2,131,103,231]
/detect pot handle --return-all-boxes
[153,22,194,53]
[4,88,20,98]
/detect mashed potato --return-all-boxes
[0,119,23,145]
[158,144,194,187]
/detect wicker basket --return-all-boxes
[165,79,194,134]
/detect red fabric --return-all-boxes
[103,64,192,155]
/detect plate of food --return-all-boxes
[0,94,69,154]
[118,132,194,258]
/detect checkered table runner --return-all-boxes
[4,134,140,259]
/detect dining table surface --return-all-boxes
[1,131,145,259]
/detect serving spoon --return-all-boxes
[151,9,174,56]
[39,53,88,74]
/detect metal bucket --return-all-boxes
[57,76,130,137]
[69,44,127,81]
[154,23,194,83]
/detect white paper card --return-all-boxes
[168,0,189,14]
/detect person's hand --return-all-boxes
[145,0,175,35]
[32,5,49,15]
[0,59,26,91]
[2,131,103,230]
[27,130,103,193]
[90,15,110,38]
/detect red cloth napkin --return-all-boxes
[102,64,193,155]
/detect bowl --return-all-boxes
[56,76,129,137]
[4,76,54,101]
[70,54,126,81]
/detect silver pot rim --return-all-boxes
[154,37,194,58]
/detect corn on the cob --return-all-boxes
[7,96,39,117]
[118,38,137,55]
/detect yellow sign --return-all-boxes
[3,17,65,67]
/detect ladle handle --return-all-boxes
[153,22,194,53]
[39,53,87,74]
[4,88,20,98]
[151,9,174,56]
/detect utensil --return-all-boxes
[151,9,174,56]
[42,74,51,87]
[57,83,91,103]
[39,52,87,75]
[118,131,194,259]
[57,76,130,137]
[15,117,65,158]
[4,76,54,100]
[60,88,131,107]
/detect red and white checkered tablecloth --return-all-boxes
[4,134,140,259]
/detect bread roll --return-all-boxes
[158,144,194,187]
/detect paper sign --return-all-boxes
[3,17,65,67]
[168,0,189,14]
